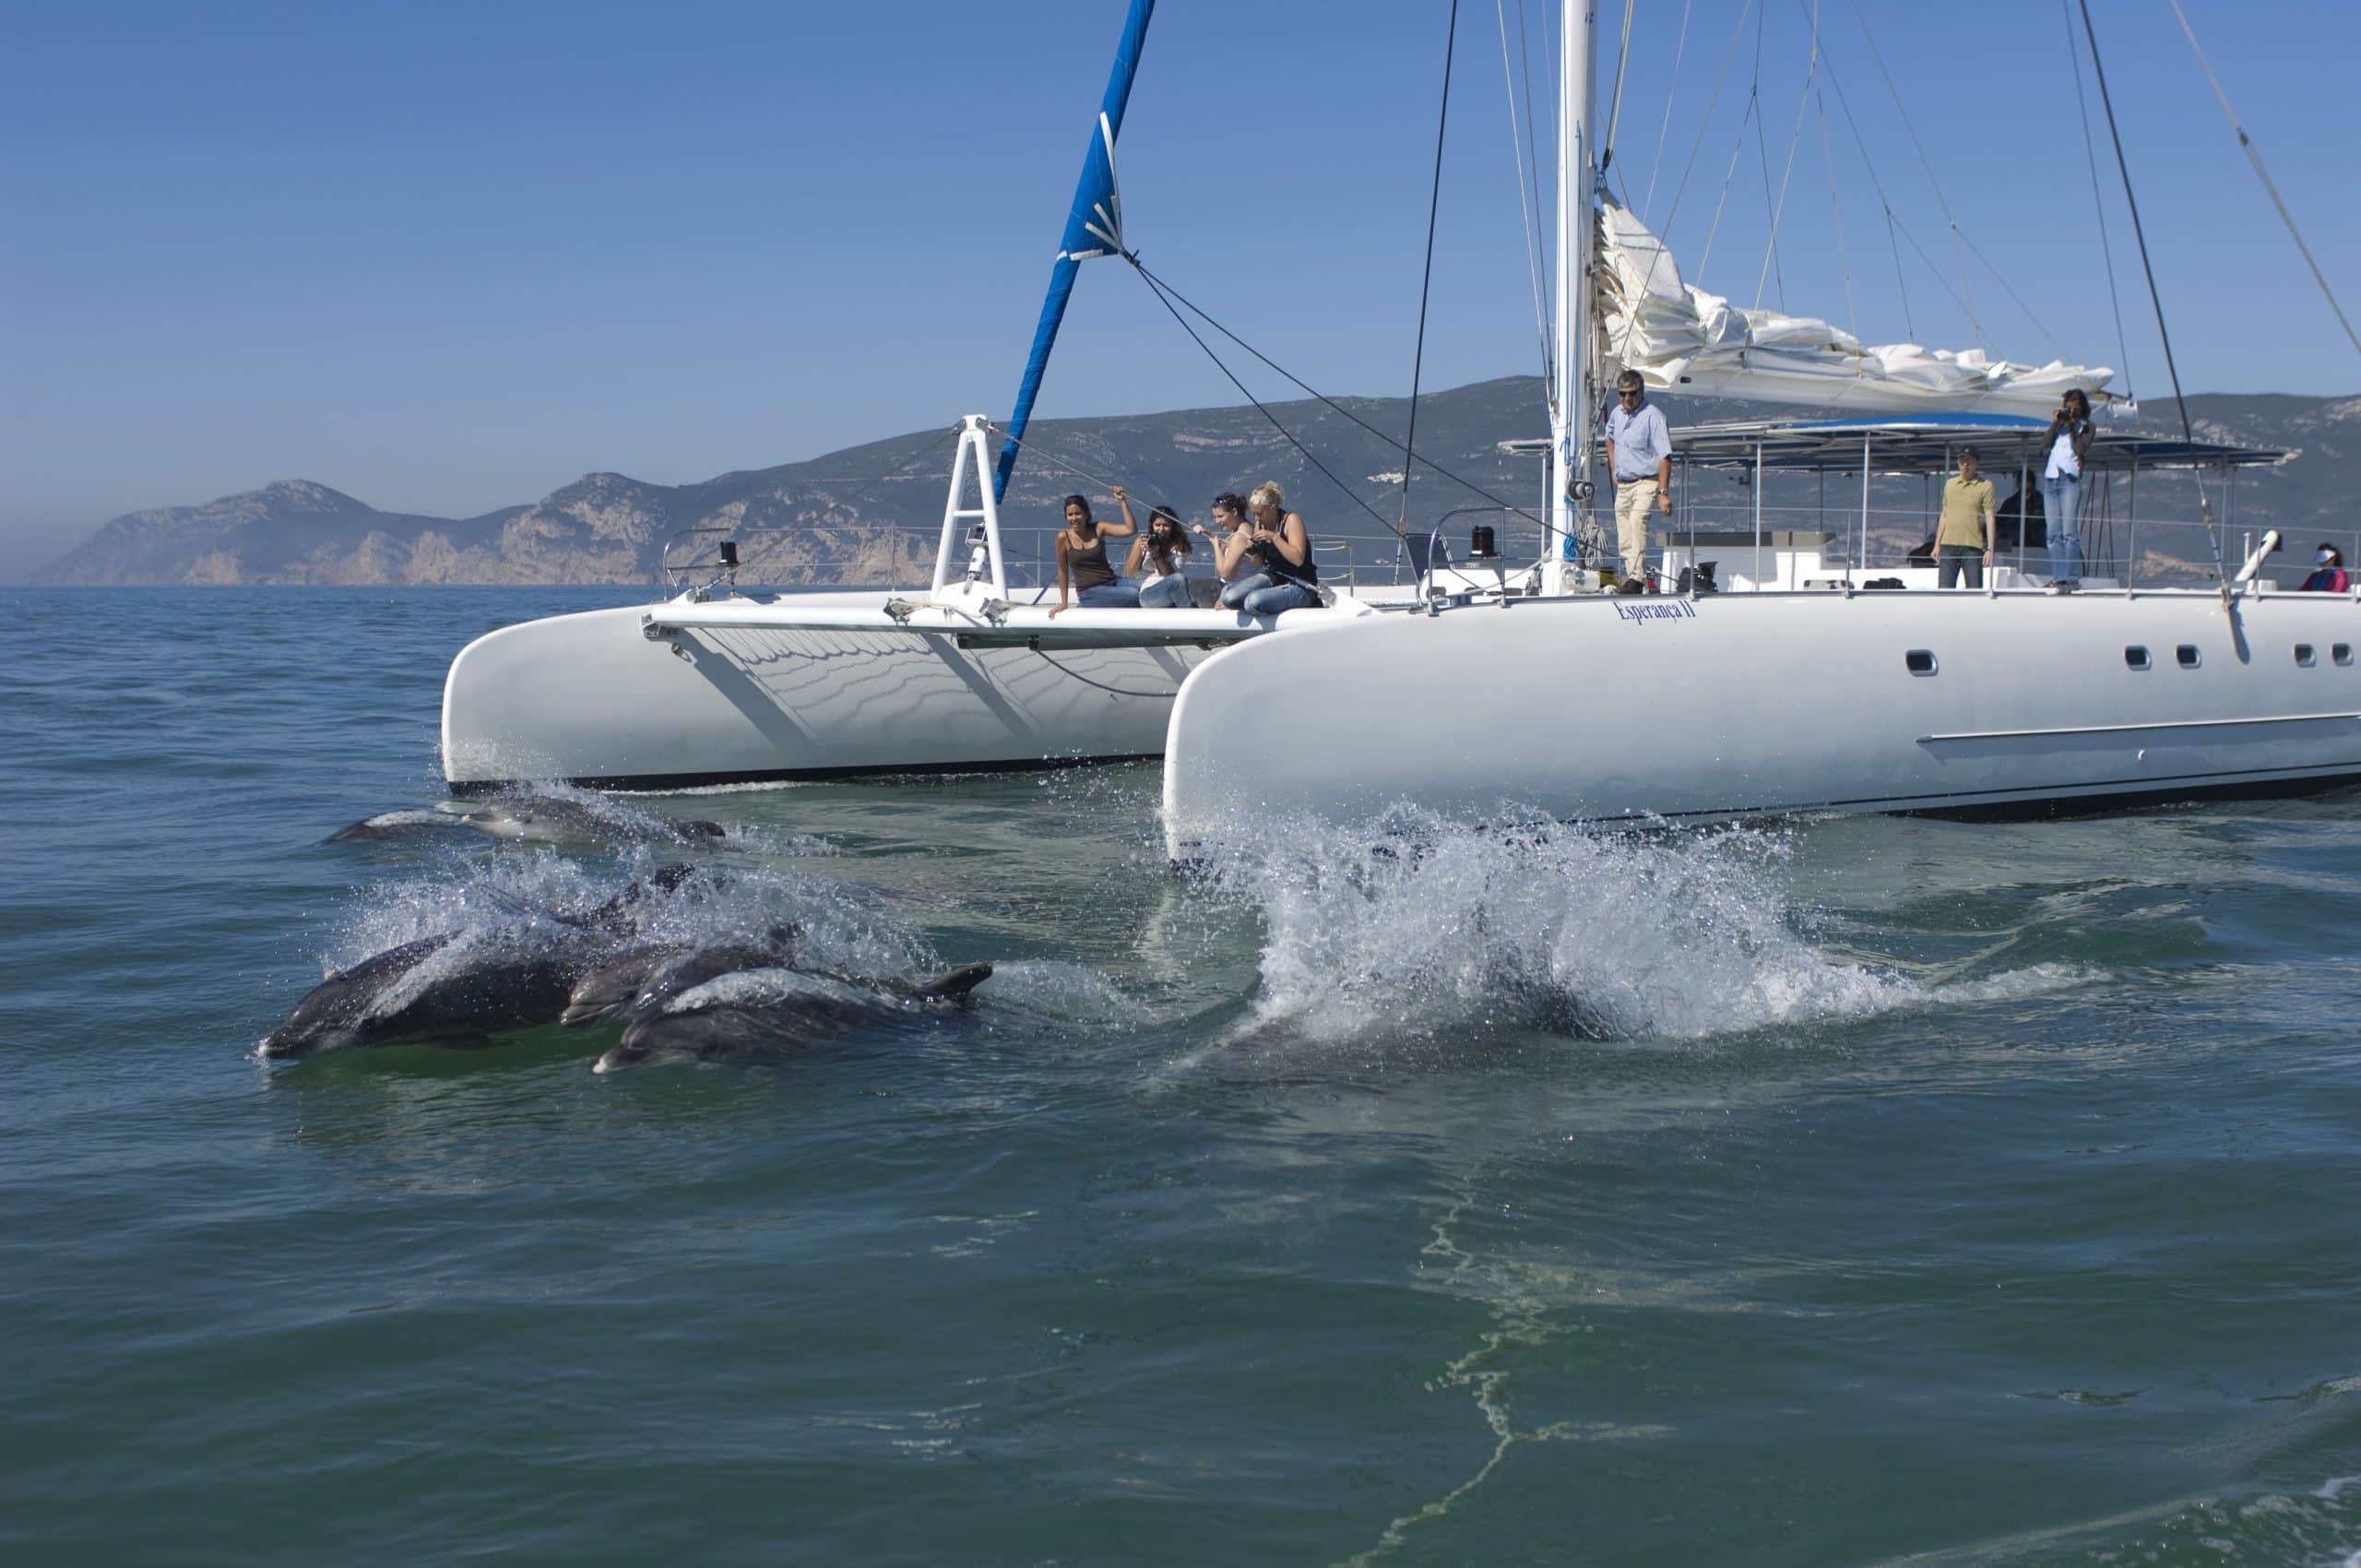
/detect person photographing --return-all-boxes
[1216,482,1320,615]
[1126,504,1193,608]
[2040,388,2096,590]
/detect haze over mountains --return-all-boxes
[28,378,2361,587]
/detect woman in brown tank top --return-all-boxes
[1050,487,1140,616]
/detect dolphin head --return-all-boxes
[255,1020,365,1060]
[459,804,533,840]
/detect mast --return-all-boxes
[992,0,1157,505]
[1548,0,1597,590]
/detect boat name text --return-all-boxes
[1613,600,1699,625]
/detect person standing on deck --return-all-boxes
[1604,370,1674,592]
[1936,447,1999,588]
[2041,387,2097,590]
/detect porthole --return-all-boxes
[2125,646,2151,671]
[2338,644,2355,667]
[2296,643,2317,667]
[1904,649,1937,676]
[2177,644,2201,669]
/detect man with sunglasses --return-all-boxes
[1603,370,1674,592]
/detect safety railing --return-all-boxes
[657,500,2334,600]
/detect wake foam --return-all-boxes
[1186,808,2074,1048]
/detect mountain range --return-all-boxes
[29,379,2361,587]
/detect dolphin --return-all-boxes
[256,863,718,1060]
[323,810,476,845]
[256,933,587,1059]
[593,963,993,1073]
[460,795,725,847]
[555,922,800,1028]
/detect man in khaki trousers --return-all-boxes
[1603,370,1674,591]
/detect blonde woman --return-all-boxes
[1216,481,1320,614]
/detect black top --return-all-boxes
[1252,520,1318,586]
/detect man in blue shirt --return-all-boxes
[1603,370,1674,590]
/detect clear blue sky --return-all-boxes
[4,0,2355,575]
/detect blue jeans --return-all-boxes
[2042,473,2083,582]
[1137,574,1190,609]
[1219,571,1320,615]
[1076,580,1139,609]
[1937,543,1984,589]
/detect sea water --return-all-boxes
[2,587,2357,1566]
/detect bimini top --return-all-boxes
[1500,412,2288,475]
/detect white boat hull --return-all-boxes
[440,590,1372,791]
[1161,589,2361,856]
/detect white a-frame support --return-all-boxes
[930,415,1008,601]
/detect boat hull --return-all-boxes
[441,593,1347,791]
[1161,589,2361,855]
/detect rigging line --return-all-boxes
[1752,1,1819,316]
[1397,0,1463,536]
[1888,215,1980,328]
[730,421,960,579]
[972,423,1127,493]
[1637,0,1692,225]
[2063,0,2134,398]
[1514,0,1554,403]
[1695,60,1762,282]
[1655,0,1755,252]
[1842,0,1982,343]
[1128,257,1553,530]
[1810,19,1922,336]
[1600,0,1636,172]
[1814,80,1857,342]
[1496,0,1553,388]
[2167,0,2361,365]
[1027,647,1175,700]
[1953,229,2070,362]
[1885,210,1915,339]
[1127,262,1408,541]
[2073,0,2227,593]
[1745,0,1786,310]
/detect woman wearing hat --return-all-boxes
[2298,543,2350,593]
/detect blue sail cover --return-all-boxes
[992,0,1156,502]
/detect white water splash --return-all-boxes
[1188,808,2076,1048]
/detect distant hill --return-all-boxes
[30,379,2360,586]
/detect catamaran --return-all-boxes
[1156,0,2361,855]
[437,0,2358,835]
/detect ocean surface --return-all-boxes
[4,585,2359,1567]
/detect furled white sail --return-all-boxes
[1596,202,2114,416]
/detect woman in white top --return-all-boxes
[2039,387,2096,588]
[1125,504,1193,608]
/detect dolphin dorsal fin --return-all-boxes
[915,963,992,1001]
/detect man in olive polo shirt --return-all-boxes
[1936,447,1998,588]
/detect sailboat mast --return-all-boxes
[1548,1,1597,581]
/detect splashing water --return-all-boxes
[1187,808,2074,1048]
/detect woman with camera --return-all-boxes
[1126,503,1194,608]
[1049,486,1141,616]
[1193,492,1257,587]
[2040,387,2097,589]
[1215,482,1321,615]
